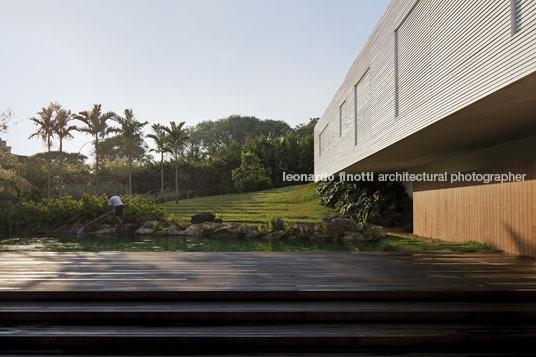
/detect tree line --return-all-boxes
[0,104,317,203]
[27,103,189,203]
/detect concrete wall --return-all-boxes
[315,0,536,176]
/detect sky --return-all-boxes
[0,0,389,158]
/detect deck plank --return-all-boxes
[0,252,535,292]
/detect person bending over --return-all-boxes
[107,195,124,225]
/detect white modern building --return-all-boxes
[315,0,536,256]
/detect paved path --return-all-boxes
[0,251,535,292]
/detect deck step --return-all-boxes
[2,290,536,301]
[1,323,536,354]
[1,301,536,324]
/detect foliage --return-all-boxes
[166,213,181,226]
[265,216,286,232]
[314,221,329,234]
[1,107,15,134]
[18,108,318,202]
[163,121,190,204]
[28,103,56,199]
[283,222,313,240]
[0,167,32,202]
[52,103,77,199]
[384,233,500,253]
[114,109,148,196]
[316,180,413,229]
[152,221,163,232]
[188,115,292,154]
[74,104,117,194]
[99,135,149,162]
[0,194,164,236]
[232,151,272,193]
[147,123,169,195]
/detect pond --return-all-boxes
[0,235,401,253]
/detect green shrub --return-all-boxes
[166,213,181,226]
[231,151,272,193]
[152,221,163,232]
[0,194,164,236]
[202,223,215,236]
[316,180,412,229]
[266,216,285,232]
[283,222,312,240]
[314,222,329,234]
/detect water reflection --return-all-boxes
[0,235,400,253]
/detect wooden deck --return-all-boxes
[2,252,536,355]
[1,251,535,292]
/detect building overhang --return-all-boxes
[342,71,536,174]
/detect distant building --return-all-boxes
[0,137,11,153]
[315,0,536,256]
[0,137,27,162]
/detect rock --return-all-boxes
[116,223,141,236]
[213,225,233,236]
[355,222,364,232]
[244,225,260,239]
[176,230,188,236]
[53,224,83,235]
[155,228,169,237]
[143,221,158,229]
[369,225,386,237]
[287,235,299,242]
[191,213,215,224]
[89,227,116,236]
[214,223,243,236]
[135,227,153,236]
[167,225,179,236]
[329,218,352,232]
[342,232,368,242]
[262,231,283,241]
[322,214,339,223]
[184,224,204,236]
[214,218,223,224]
[310,232,330,241]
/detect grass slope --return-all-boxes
[162,184,335,225]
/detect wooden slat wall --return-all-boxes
[414,159,536,257]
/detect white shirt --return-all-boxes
[108,196,124,207]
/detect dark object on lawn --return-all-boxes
[191,213,215,224]
[76,212,110,235]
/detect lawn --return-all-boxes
[384,233,500,253]
[161,183,335,225]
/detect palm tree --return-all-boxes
[115,109,148,196]
[52,104,77,199]
[147,124,168,196]
[29,103,55,199]
[74,104,116,195]
[162,121,190,204]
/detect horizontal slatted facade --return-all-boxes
[315,0,536,176]
[414,159,536,257]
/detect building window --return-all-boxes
[394,29,399,117]
[512,0,522,34]
[338,103,344,138]
[319,124,328,157]
[354,85,358,145]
